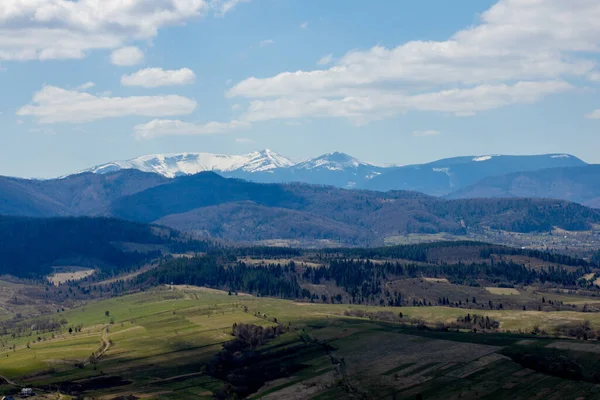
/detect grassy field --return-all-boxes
[3,286,600,399]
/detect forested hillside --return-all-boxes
[132,241,597,308]
[0,216,210,278]
[0,170,168,217]
[2,170,600,246]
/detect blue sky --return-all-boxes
[1,0,600,178]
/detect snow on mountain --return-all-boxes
[473,155,493,162]
[237,149,294,172]
[294,152,373,172]
[83,149,293,178]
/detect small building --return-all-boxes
[19,388,35,397]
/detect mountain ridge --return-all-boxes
[75,150,587,194]
[449,165,600,206]
[2,169,600,247]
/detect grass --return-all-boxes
[486,287,520,295]
[4,286,600,399]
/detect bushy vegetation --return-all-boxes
[502,345,600,383]
[137,256,310,299]
[206,323,305,399]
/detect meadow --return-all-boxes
[3,286,600,399]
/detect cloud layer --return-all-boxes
[0,0,246,61]
[226,0,600,124]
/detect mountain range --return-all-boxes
[3,149,600,247]
[81,150,586,196]
[2,169,600,246]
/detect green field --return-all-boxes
[2,286,600,399]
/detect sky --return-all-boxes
[1,0,600,178]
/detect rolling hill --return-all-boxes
[2,169,600,246]
[449,165,600,207]
[112,172,600,244]
[0,170,168,217]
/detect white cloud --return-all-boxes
[586,109,600,119]
[317,53,333,66]
[259,39,275,47]
[235,137,254,143]
[241,81,573,122]
[300,22,308,29]
[16,119,24,125]
[76,81,95,90]
[227,0,600,124]
[589,72,600,82]
[0,0,247,62]
[111,46,144,67]
[134,119,250,139]
[121,68,196,88]
[412,130,440,137]
[17,85,197,124]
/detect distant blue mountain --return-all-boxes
[77,151,587,196]
[362,154,587,195]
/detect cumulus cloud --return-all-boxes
[17,85,197,123]
[226,0,600,124]
[110,47,144,66]
[0,0,247,61]
[121,68,196,88]
[412,130,440,137]
[241,81,573,122]
[134,119,250,139]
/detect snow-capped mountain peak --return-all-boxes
[81,149,293,178]
[238,149,295,172]
[296,152,373,171]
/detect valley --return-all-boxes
[2,239,600,398]
[3,286,600,399]
[2,154,600,399]
[4,1,600,398]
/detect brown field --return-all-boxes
[47,266,95,286]
[424,277,450,284]
[486,287,521,295]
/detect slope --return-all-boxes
[449,165,600,206]
[0,170,169,217]
[0,215,208,278]
[111,173,600,244]
[363,154,587,195]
